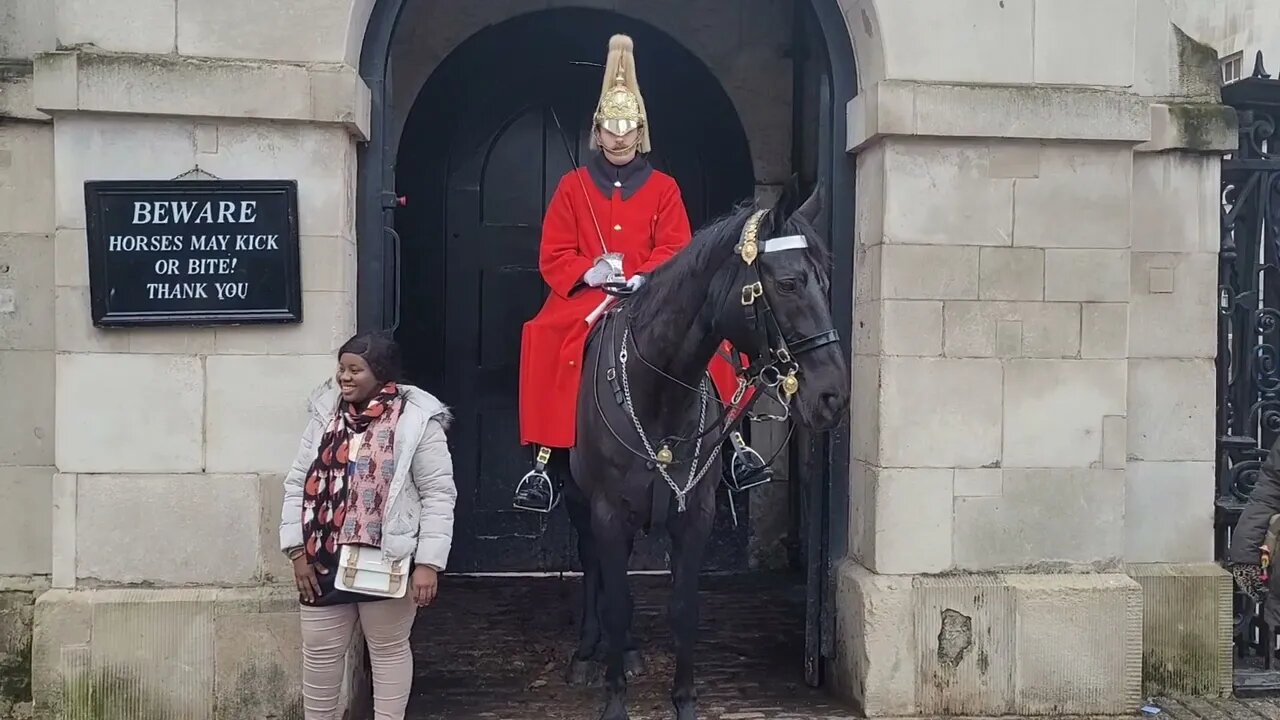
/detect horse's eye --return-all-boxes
[777,278,798,294]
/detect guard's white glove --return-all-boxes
[624,275,646,291]
[583,258,615,287]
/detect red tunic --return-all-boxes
[518,164,741,448]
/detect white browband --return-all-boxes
[760,235,809,253]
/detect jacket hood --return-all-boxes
[307,377,453,430]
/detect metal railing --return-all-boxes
[1217,51,1280,692]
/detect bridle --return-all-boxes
[592,208,841,512]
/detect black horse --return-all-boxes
[560,178,850,720]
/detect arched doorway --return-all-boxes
[392,9,756,574]
[356,0,858,702]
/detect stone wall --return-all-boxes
[0,0,1246,718]
[1167,0,1280,66]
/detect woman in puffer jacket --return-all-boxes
[1228,439,1280,627]
[279,331,457,720]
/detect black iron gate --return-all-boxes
[1217,52,1280,692]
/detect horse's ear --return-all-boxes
[794,182,824,228]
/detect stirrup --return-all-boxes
[513,446,560,513]
[725,431,773,493]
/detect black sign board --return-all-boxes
[84,179,303,327]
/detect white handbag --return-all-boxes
[335,544,408,599]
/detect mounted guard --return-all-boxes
[512,34,769,513]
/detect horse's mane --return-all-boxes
[629,199,831,333]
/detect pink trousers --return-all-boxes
[299,596,418,720]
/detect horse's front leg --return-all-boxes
[593,504,635,720]
[667,493,713,720]
[565,489,602,686]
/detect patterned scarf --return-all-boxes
[301,383,404,566]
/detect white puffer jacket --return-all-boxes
[278,378,457,570]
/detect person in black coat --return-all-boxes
[1229,440,1280,626]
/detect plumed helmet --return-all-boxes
[592,34,650,153]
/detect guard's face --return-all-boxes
[336,353,381,405]
[597,126,640,165]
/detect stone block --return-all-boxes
[205,355,335,474]
[0,351,53,466]
[1082,303,1129,359]
[0,0,55,58]
[979,246,1043,301]
[831,560,917,717]
[848,461,876,565]
[872,467,954,575]
[882,140,1013,246]
[954,468,1124,570]
[1033,0,1137,87]
[1128,358,1215,463]
[853,299,880,357]
[873,0,1034,85]
[32,587,344,720]
[176,0,350,62]
[0,467,53,575]
[76,474,259,585]
[829,563,1143,718]
[213,291,354,356]
[880,245,979,301]
[54,286,130,353]
[55,354,204,473]
[0,588,37,718]
[1125,462,1214,564]
[197,124,354,238]
[1008,573,1142,715]
[851,82,1150,150]
[52,115,196,229]
[1045,249,1131,302]
[943,301,1080,359]
[880,300,942,356]
[880,357,1002,468]
[0,69,46,121]
[1014,146,1132,249]
[1126,563,1231,697]
[50,474,74,588]
[1003,359,1127,468]
[854,144,885,249]
[128,327,216,355]
[52,229,87,288]
[54,0,176,54]
[988,141,1042,179]
[1129,252,1217,359]
[955,468,1002,498]
[1132,154,1219,253]
[0,233,54,351]
[0,123,54,234]
[913,576,1017,716]
[850,355,881,465]
[301,236,356,293]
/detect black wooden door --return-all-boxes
[443,103,581,572]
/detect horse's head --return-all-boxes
[722,179,849,431]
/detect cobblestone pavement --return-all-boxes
[404,573,1280,720]
[406,573,859,719]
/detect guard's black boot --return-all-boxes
[513,446,562,513]
[724,430,773,493]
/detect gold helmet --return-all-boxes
[592,34,651,154]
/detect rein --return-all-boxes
[589,208,841,512]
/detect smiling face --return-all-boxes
[336,353,381,405]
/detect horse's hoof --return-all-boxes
[599,699,629,720]
[623,649,646,679]
[565,658,598,687]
